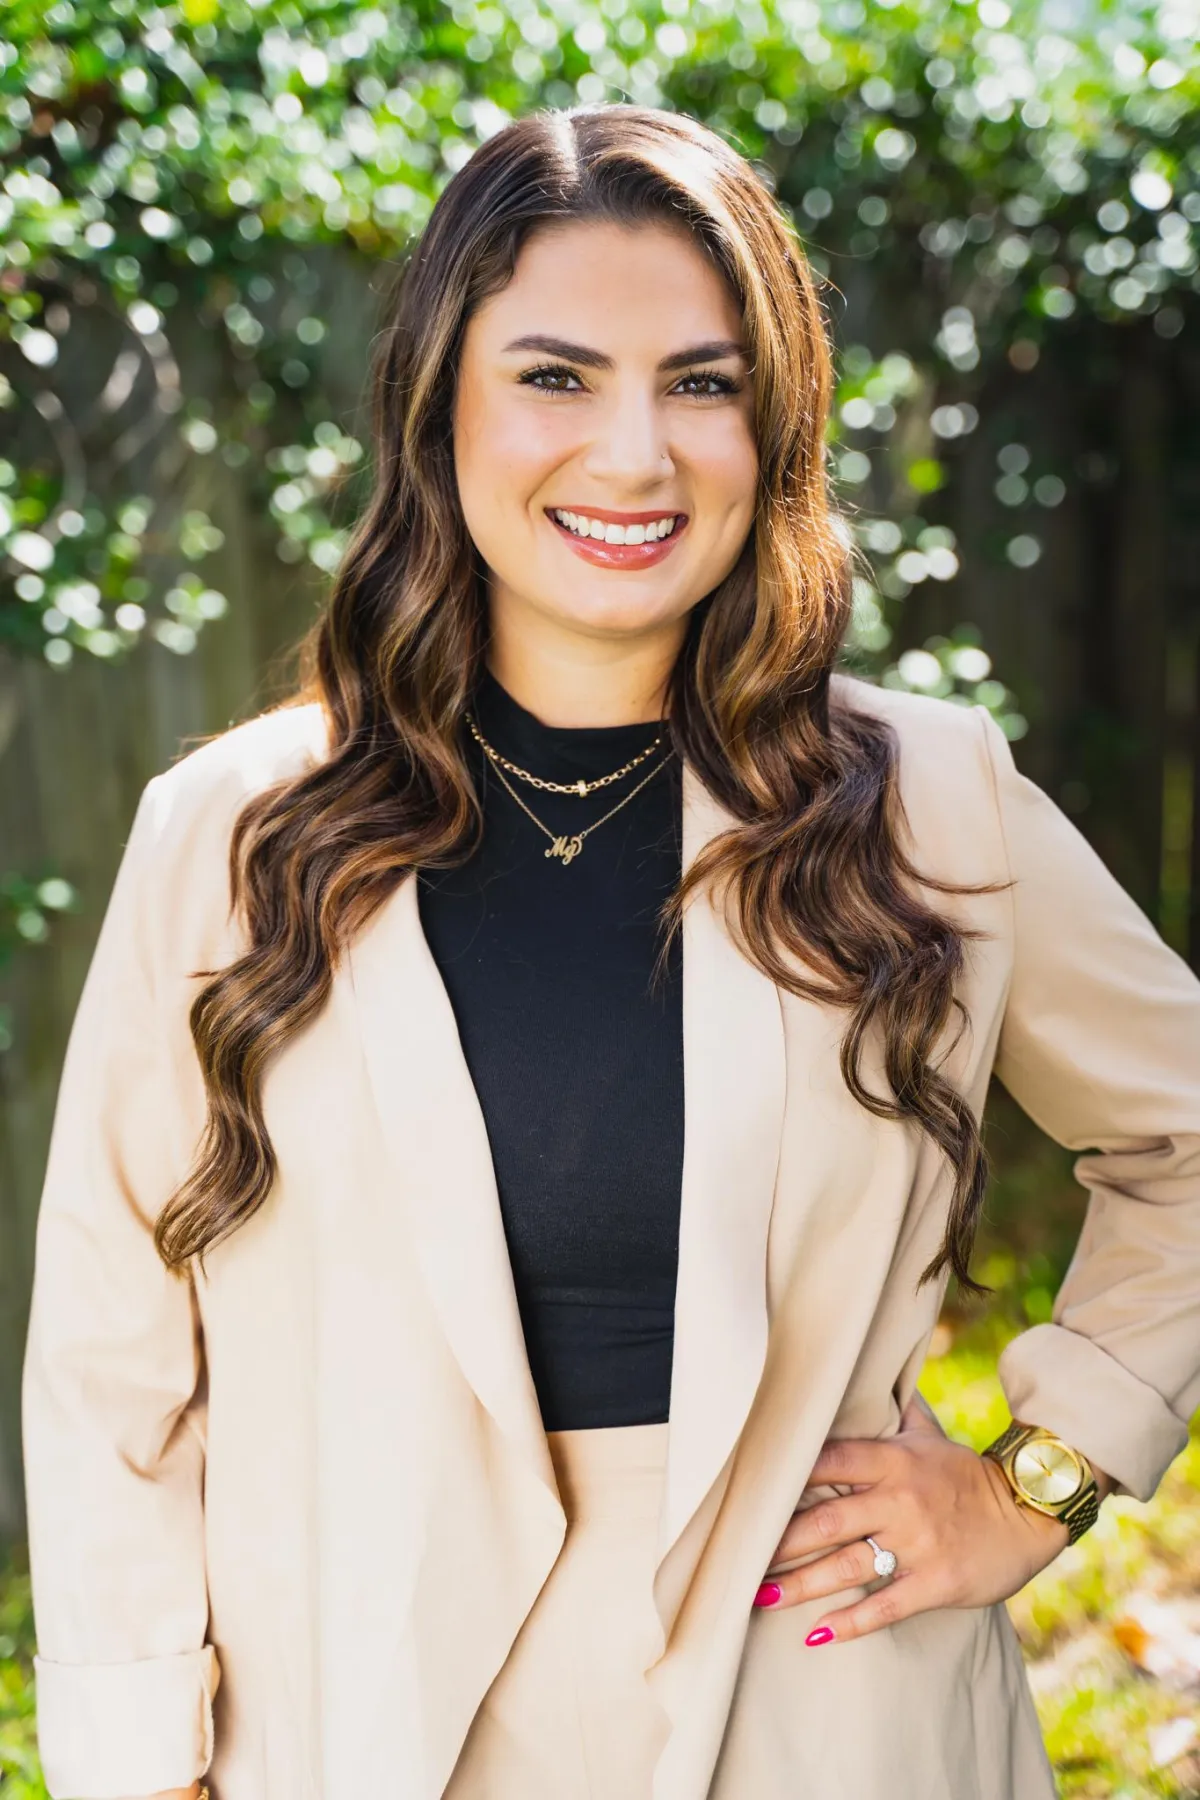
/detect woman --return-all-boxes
[21,104,1200,1800]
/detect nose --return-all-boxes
[579,386,675,488]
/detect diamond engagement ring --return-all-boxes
[866,1536,898,1578]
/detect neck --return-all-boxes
[486,611,683,729]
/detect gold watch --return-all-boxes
[982,1420,1100,1544]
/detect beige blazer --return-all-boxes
[21,674,1200,1800]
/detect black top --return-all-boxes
[417,669,684,1430]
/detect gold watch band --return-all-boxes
[1057,1480,1101,1542]
[982,1420,1100,1544]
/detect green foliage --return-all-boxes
[0,872,75,970]
[11,0,1190,720]
[1,0,1196,1016]
[0,1544,47,1798]
[0,871,77,1051]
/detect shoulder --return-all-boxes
[123,703,330,968]
[830,670,997,782]
[137,701,330,853]
[829,671,1007,869]
[830,670,989,751]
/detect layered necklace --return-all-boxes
[465,711,673,867]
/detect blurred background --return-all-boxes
[1,0,1199,1791]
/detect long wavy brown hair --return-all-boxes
[157,103,1001,1294]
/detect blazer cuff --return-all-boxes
[998,1322,1189,1502]
[34,1643,219,1799]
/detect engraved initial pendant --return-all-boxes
[546,834,584,865]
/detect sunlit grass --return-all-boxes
[0,1550,46,1800]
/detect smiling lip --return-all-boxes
[550,505,688,523]
[545,505,689,569]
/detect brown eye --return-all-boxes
[675,369,741,399]
[519,364,584,392]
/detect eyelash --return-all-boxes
[518,362,742,400]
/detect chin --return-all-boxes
[558,603,685,639]
[539,586,692,639]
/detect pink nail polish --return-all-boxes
[805,1625,835,1647]
[753,1582,782,1608]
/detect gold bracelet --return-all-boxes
[198,1786,211,1799]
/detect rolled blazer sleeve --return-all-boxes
[21,777,219,1800]
[977,706,1200,1501]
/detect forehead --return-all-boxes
[467,217,744,351]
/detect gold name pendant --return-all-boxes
[465,717,672,870]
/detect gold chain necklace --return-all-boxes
[478,739,673,866]
[465,713,664,797]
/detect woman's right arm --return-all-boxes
[22,779,220,1800]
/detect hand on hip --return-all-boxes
[751,1392,1071,1646]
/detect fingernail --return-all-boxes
[805,1626,835,1647]
[753,1582,782,1608]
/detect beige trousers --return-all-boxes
[441,1419,1058,1800]
[443,1421,673,1799]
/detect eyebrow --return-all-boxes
[500,334,751,373]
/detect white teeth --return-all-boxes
[551,509,679,546]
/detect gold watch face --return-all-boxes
[1012,1438,1085,1506]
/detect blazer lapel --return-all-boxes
[345,769,789,1596]
[346,872,560,1501]
[657,767,788,1567]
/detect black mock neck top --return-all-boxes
[416,668,684,1431]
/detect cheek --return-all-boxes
[456,398,570,518]
[686,418,758,526]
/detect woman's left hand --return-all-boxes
[756,1393,1102,1645]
